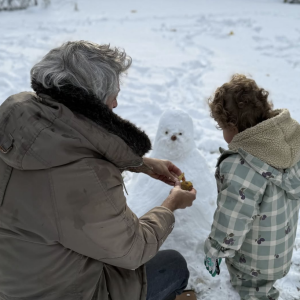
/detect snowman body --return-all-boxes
[127,110,217,289]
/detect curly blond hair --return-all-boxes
[208,74,274,132]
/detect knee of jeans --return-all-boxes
[164,250,190,281]
[162,250,186,265]
[183,265,190,286]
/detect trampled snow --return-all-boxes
[0,0,299,299]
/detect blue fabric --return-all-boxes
[146,250,189,300]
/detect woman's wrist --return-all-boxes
[161,195,177,212]
[125,158,153,174]
[142,157,155,173]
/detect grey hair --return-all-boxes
[30,41,132,102]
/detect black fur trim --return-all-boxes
[31,80,151,157]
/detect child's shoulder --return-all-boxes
[216,148,268,191]
[216,148,255,175]
[217,147,243,167]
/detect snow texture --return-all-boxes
[0,0,300,299]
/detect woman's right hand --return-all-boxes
[161,181,197,212]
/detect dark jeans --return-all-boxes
[146,250,189,300]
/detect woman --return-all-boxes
[0,41,196,300]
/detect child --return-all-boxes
[204,74,300,299]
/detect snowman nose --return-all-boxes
[171,135,177,141]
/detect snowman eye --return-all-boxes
[165,131,168,135]
[179,133,182,135]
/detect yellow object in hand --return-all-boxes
[178,173,193,191]
[181,181,193,191]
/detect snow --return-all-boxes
[0,0,300,299]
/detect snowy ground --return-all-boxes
[1,0,300,299]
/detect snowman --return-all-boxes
[127,109,217,291]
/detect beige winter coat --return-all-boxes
[0,91,175,300]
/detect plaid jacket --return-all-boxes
[204,148,300,280]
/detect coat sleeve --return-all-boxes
[204,157,267,258]
[50,158,175,270]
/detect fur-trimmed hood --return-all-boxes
[229,109,300,169]
[0,83,151,170]
[31,80,151,158]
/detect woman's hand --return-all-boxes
[142,157,182,185]
[161,181,197,211]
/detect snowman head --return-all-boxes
[153,109,196,160]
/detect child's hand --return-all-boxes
[204,256,222,277]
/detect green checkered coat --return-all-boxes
[204,148,300,280]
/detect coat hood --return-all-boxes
[0,89,151,170]
[229,109,300,169]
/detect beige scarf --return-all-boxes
[229,109,300,169]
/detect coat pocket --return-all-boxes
[0,159,13,206]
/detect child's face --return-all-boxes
[222,126,239,144]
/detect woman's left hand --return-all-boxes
[142,157,182,185]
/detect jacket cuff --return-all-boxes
[122,160,151,173]
[204,237,235,258]
[157,205,175,216]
